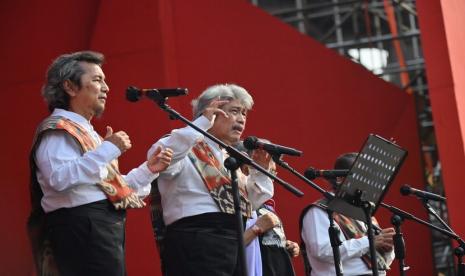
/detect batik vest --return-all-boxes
[150,140,253,275]
[28,115,145,276]
[299,198,389,275]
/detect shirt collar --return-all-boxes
[205,136,223,152]
[52,108,94,132]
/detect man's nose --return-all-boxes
[237,113,246,123]
[102,81,110,92]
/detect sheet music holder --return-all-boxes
[328,134,408,223]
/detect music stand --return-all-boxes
[328,134,408,275]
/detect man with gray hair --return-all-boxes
[148,84,275,276]
[29,51,173,276]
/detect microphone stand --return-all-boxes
[391,214,407,276]
[421,199,465,276]
[353,190,379,276]
[152,97,304,276]
[379,202,465,276]
[364,203,379,276]
[327,208,344,276]
[272,155,344,275]
[223,156,247,276]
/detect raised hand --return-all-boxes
[285,240,300,257]
[202,98,230,121]
[251,149,273,171]
[147,146,173,173]
[255,212,280,233]
[375,227,395,253]
[104,126,132,153]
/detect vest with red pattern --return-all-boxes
[32,115,145,209]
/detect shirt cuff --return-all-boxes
[249,168,270,184]
[140,161,160,181]
[194,115,214,131]
[359,236,370,255]
[97,141,121,163]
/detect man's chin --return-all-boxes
[94,106,105,118]
[229,135,242,144]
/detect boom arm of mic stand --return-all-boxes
[422,199,455,234]
[419,200,465,276]
[272,155,333,200]
[156,102,304,197]
[380,202,464,245]
[381,202,465,276]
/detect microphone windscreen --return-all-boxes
[126,86,141,102]
[400,185,411,195]
[243,136,258,150]
[304,167,317,180]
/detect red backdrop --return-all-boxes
[1,0,434,275]
[417,0,465,244]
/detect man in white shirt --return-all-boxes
[148,84,274,276]
[28,51,173,276]
[300,152,395,276]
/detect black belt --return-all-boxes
[46,199,125,224]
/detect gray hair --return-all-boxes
[42,51,105,112]
[191,84,254,119]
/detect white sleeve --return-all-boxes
[302,207,369,263]
[123,161,159,197]
[384,248,395,267]
[147,116,213,175]
[246,168,274,210]
[35,131,121,192]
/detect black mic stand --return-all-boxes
[272,155,344,275]
[391,214,408,276]
[456,247,465,276]
[223,156,247,276]
[421,199,465,276]
[352,190,379,276]
[327,208,344,276]
[151,96,304,276]
[380,202,465,276]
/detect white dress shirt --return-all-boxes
[35,109,158,213]
[147,115,274,226]
[245,212,262,276]
[301,206,394,276]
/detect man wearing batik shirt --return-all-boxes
[29,51,172,276]
[148,84,274,276]
[300,152,395,276]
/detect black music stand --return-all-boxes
[328,134,408,276]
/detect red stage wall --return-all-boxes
[1,0,434,275]
[417,0,465,243]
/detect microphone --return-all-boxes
[400,184,446,202]
[304,167,350,180]
[243,136,302,157]
[126,86,188,102]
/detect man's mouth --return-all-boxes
[232,125,244,133]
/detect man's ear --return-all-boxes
[63,80,78,97]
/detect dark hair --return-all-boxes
[42,51,104,112]
[334,152,358,170]
[328,152,358,188]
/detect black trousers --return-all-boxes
[46,200,126,276]
[164,212,242,276]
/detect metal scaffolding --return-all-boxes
[251,0,455,275]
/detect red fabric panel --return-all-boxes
[0,0,434,275]
[417,0,465,242]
